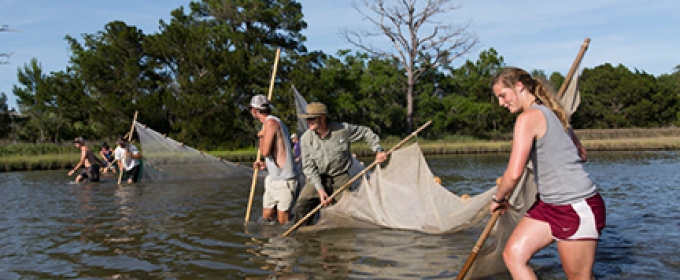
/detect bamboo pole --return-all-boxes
[282,120,432,237]
[455,177,507,280]
[456,38,592,280]
[118,111,138,184]
[558,38,590,98]
[245,48,282,225]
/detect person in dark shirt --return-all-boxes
[68,137,105,182]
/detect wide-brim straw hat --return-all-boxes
[298,102,329,119]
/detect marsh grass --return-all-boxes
[1,154,78,172]
[3,128,680,172]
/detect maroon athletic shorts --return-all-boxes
[526,192,606,240]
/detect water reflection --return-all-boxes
[0,151,679,278]
[249,225,485,279]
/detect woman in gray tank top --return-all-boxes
[490,67,606,280]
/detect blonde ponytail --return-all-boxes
[533,77,569,130]
[492,67,570,130]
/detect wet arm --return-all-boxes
[259,119,279,158]
[72,149,87,171]
[496,113,537,199]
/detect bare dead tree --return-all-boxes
[0,52,13,65]
[342,0,478,132]
[1,25,18,65]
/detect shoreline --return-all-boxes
[3,136,680,172]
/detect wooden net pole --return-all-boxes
[282,120,432,237]
[245,48,281,225]
[117,111,138,185]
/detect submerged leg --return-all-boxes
[503,217,553,280]
[292,181,321,225]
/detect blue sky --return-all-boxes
[1,0,679,110]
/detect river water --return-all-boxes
[0,151,679,279]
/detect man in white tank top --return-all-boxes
[250,94,298,224]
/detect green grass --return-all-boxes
[1,154,79,172]
[3,128,680,172]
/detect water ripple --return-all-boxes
[0,152,678,278]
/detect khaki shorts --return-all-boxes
[263,176,297,211]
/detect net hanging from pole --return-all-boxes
[300,143,496,234]
[290,84,539,279]
[296,142,537,278]
[134,122,257,182]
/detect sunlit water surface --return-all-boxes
[1,151,679,279]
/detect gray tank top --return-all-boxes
[264,115,297,180]
[531,105,595,204]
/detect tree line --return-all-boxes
[1,0,679,150]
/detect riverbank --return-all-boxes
[2,128,680,172]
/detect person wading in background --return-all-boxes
[99,142,116,174]
[68,137,105,183]
[250,94,299,224]
[114,138,142,183]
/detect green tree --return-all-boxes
[655,66,680,126]
[549,72,565,93]
[0,92,11,138]
[427,48,508,137]
[141,0,308,149]
[13,58,52,141]
[574,63,676,128]
[342,0,478,133]
[67,21,164,139]
[285,50,406,135]
[328,51,406,135]
[12,60,88,142]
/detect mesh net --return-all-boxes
[292,85,309,136]
[466,166,537,278]
[134,122,256,182]
[302,143,495,233]
[297,143,537,278]
[292,87,541,279]
[290,85,539,278]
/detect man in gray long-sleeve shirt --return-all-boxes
[293,102,387,226]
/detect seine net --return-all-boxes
[297,143,537,278]
[466,167,537,278]
[134,122,256,182]
[302,143,495,233]
[291,85,537,278]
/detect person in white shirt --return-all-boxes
[114,137,142,183]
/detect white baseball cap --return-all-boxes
[250,94,270,110]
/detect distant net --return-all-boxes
[135,122,257,182]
